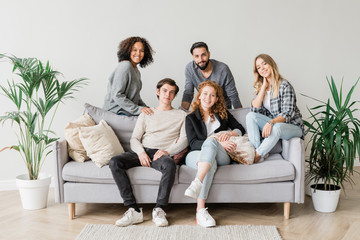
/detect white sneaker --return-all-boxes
[115,208,143,227]
[152,207,168,227]
[185,178,202,199]
[196,208,216,228]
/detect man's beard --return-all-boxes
[196,60,210,70]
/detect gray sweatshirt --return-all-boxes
[103,61,146,116]
[182,59,242,109]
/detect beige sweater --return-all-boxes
[130,108,188,156]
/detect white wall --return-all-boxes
[1,0,360,184]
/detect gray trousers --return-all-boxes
[109,148,176,206]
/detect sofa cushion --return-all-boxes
[63,161,114,183]
[228,108,250,132]
[63,154,293,186]
[178,153,295,184]
[84,103,137,152]
[62,160,179,185]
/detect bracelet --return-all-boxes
[267,120,274,126]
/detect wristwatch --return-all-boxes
[267,120,274,126]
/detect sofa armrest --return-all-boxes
[53,139,69,203]
[281,137,305,203]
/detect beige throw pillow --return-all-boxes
[210,131,255,165]
[78,120,124,167]
[65,113,96,162]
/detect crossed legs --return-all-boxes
[185,138,231,227]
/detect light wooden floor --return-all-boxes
[1,168,360,240]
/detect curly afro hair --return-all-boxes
[117,36,154,68]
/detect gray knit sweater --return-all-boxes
[103,61,147,116]
[130,108,188,156]
[182,59,242,109]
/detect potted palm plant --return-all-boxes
[0,54,87,209]
[303,76,360,213]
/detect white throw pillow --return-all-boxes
[78,120,125,167]
[64,113,96,162]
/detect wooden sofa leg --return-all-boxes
[68,203,75,220]
[284,202,290,219]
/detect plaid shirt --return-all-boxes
[250,80,304,137]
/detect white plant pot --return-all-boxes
[16,173,51,210]
[306,179,325,196]
[310,184,341,213]
[306,179,317,196]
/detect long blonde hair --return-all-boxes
[191,81,228,121]
[253,54,284,98]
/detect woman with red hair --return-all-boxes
[184,81,245,228]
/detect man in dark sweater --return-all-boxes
[181,41,242,110]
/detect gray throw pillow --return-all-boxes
[84,103,137,152]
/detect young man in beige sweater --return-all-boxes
[109,78,188,227]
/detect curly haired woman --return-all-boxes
[184,81,245,228]
[103,36,154,116]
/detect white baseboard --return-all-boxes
[355,157,360,166]
[0,180,17,191]
[0,178,55,191]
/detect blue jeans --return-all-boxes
[185,138,231,199]
[246,112,302,157]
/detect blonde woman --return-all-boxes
[246,54,304,163]
[184,81,245,228]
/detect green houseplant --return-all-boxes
[0,54,87,180]
[0,54,87,209]
[303,76,360,212]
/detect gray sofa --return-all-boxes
[54,103,305,220]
